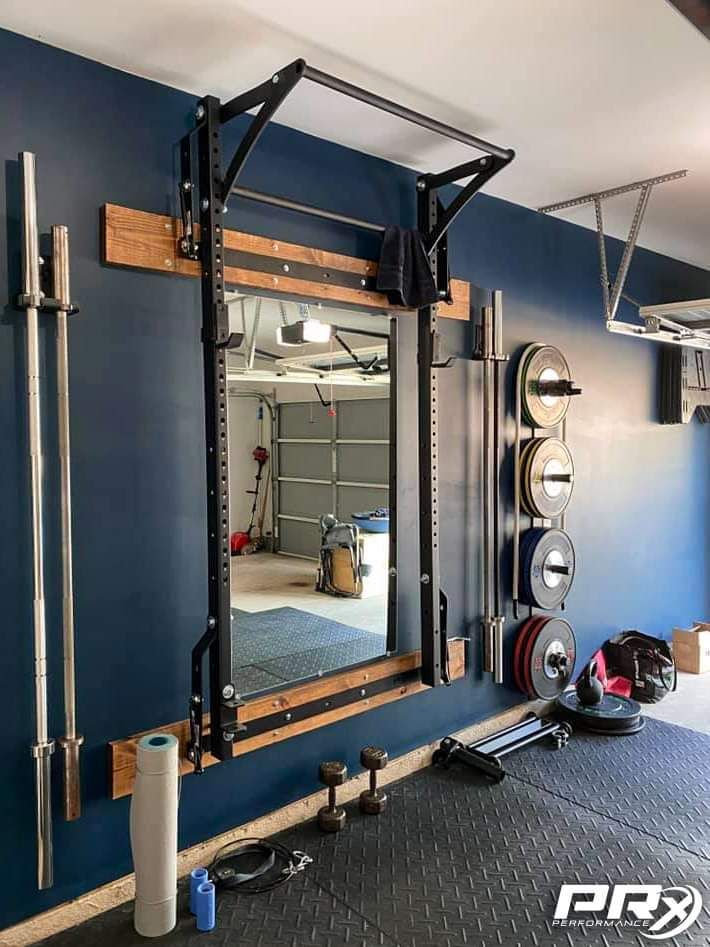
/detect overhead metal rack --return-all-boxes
[625,298,710,353]
[178,58,515,769]
[538,170,710,352]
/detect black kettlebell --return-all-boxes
[576,660,604,706]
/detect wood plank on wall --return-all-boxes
[108,639,466,800]
[102,204,471,320]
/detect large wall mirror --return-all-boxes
[226,293,396,697]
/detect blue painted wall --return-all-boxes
[1,28,708,929]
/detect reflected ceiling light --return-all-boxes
[276,318,334,346]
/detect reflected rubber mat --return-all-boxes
[256,634,386,683]
[231,606,385,695]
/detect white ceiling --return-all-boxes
[3,0,710,268]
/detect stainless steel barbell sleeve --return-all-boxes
[21,151,55,889]
[52,224,83,822]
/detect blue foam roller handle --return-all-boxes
[196,881,216,932]
[189,868,208,915]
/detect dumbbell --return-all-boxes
[359,746,388,815]
[318,761,347,832]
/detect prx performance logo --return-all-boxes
[553,883,703,940]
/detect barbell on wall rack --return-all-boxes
[476,292,508,684]
[16,153,84,890]
[52,224,84,823]
[18,152,55,890]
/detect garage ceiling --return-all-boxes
[2,0,709,269]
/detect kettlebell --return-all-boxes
[576,659,604,706]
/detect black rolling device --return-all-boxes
[433,715,571,783]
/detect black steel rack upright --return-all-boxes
[179,59,514,768]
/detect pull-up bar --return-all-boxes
[301,64,514,162]
[217,59,515,211]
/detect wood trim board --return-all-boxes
[101,203,470,319]
[108,639,466,800]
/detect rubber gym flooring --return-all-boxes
[231,607,386,696]
[39,718,710,947]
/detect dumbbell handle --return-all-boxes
[328,786,336,809]
[370,770,377,793]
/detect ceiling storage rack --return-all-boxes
[539,171,710,352]
[178,58,515,769]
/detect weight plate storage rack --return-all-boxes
[512,343,582,699]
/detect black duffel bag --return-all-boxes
[603,630,677,703]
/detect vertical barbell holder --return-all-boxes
[19,152,55,889]
[52,224,84,822]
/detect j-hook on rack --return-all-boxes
[178,58,514,769]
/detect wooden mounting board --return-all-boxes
[101,204,470,319]
[108,639,465,800]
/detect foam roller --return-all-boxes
[130,733,179,937]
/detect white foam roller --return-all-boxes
[130,733,179,937]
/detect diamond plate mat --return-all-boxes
[274,764,710,947]
[37,873,391,947]
[503,717,710,860]
[35,721,710,947]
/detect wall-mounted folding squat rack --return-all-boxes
[177,58,514,769]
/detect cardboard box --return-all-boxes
[673,625,710,674]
